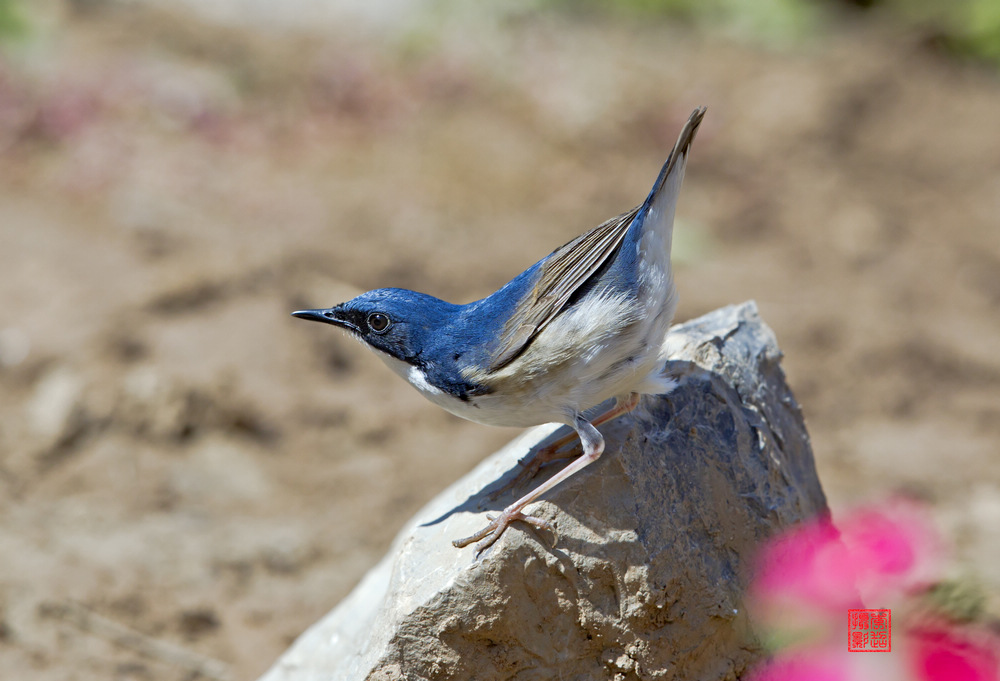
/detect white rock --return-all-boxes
[260,302,828,681]
[27,367,84,441]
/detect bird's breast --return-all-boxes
[372,352,504,423]
[458,287,673,425]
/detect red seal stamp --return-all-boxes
[848,608,892,652]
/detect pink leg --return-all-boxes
[489,393,643,500]
[454,393,641,554]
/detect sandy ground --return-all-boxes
[1,3,998,679]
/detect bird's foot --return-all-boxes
[452,509,555,555]
[488,440,581,501]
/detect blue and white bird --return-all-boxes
[293,107,706,553]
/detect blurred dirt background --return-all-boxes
[0,0,998,679]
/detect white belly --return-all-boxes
[455,285,677,428]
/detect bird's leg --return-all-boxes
[454,393,641,554]
[489,393,642,500]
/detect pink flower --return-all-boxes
[745,646,850,681]
[752,514,863,615]
[908,623,1000,681]
[748,499,992,681]
[837,499,943,603]
[752,499,943,621]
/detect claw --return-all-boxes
[452,509,555,554]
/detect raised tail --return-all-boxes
[643,107,706,212]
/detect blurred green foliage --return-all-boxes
[544,0,820,44]
[924,579,987,624]
[0,0,25,41]
[964,0,1000,64]
[889,0,1000,65]
[540,0,1000,66]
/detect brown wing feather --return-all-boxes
[488,206,638,371]
[487,106,706,372]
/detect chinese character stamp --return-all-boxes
[848,608,892,652]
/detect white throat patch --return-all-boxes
[375,352,445,398]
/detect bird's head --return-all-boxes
[292,288,459,366]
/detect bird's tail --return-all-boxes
[632,106,706,257]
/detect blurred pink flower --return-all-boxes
[838,499,943,603]
[745,646,849,681]
[908,623,1000,681]
[752,499,943,619]
[748,499,993,681]
[752,514,862,614]
[35,86,102,142]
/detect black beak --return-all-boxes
[291,306,357,331]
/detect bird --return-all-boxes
[293,106,706,554]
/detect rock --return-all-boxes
[259,301,828,681]
[27,367,84,440]
[26,366,87,456]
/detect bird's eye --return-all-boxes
[367,312,391,333]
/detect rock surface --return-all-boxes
[259,301,828,681]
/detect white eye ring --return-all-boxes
[367,312,391,333]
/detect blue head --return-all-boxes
[292,253,554,389]
[293,287,511,401]
[293,288,462,366]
